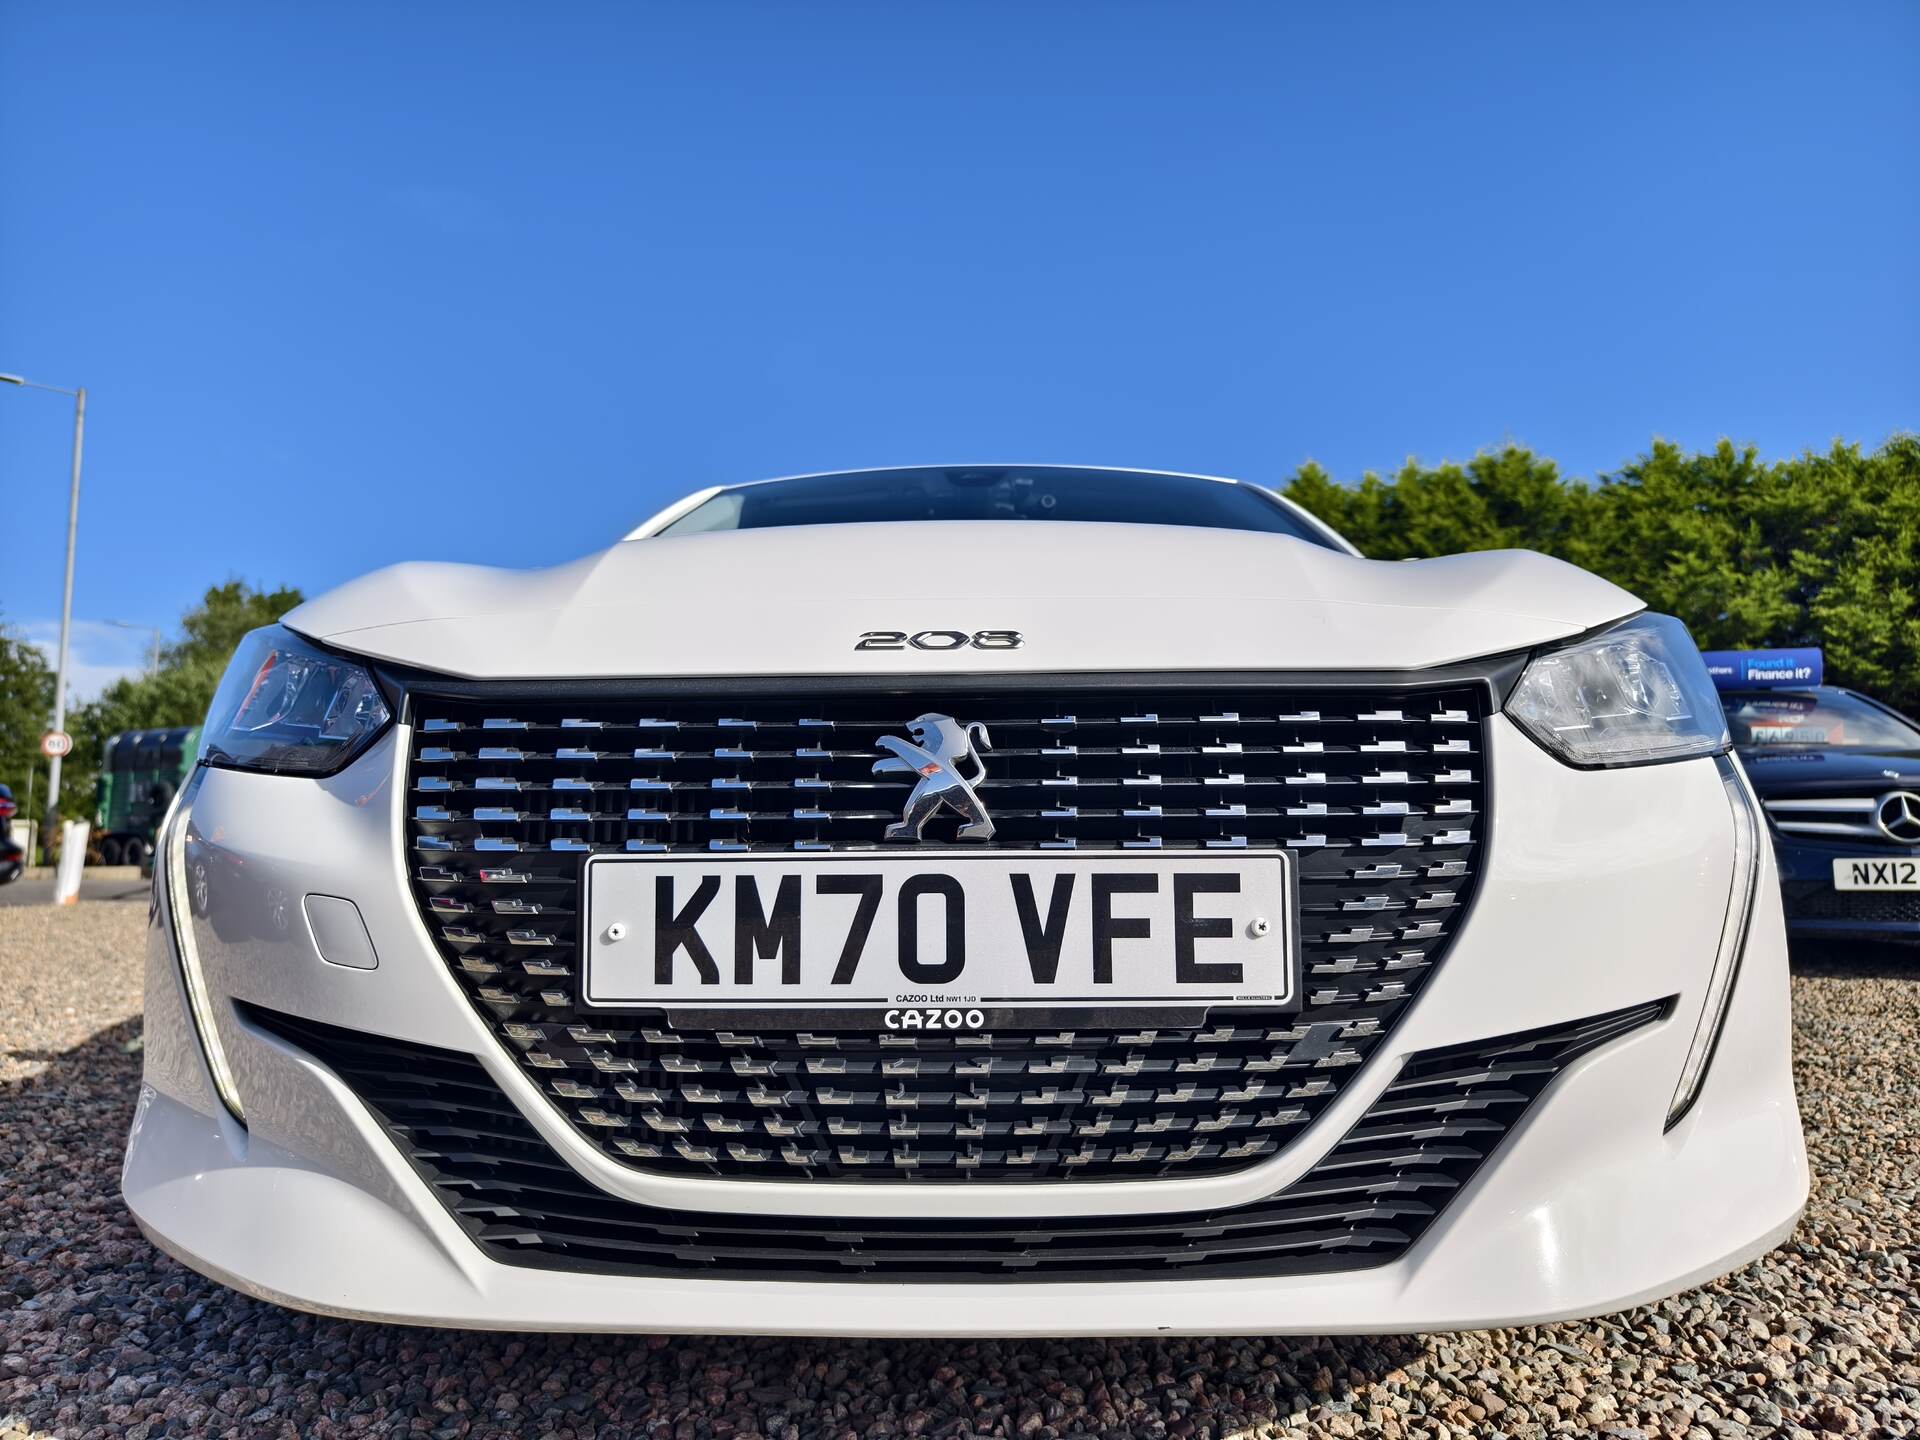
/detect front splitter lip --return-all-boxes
[131,1201,1806,1339]
[1784,916,1920,944]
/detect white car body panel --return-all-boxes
[283,521,1640,678]
[124,468,1807,1334]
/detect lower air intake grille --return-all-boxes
[1784,883,1920,926]
[244,999,1668,1282]
[402,683,1490,1183]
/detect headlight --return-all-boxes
[199,625,392,774]
[1505,613,1728,768]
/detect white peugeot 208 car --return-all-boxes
[124,465,1807,1335]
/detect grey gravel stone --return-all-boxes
[2,903,1916,1438]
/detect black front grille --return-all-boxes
[403,684,1490,1182]
[244,999,1667,1281]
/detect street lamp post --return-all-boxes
[1,372,87,866]
[102,617,164,673]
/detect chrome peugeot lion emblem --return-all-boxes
[873,714,996,842]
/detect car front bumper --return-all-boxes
[1770,832,1920,944]
[123,717,1808,1335]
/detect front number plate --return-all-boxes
[581,850,1296,1016]
[1832,856,1920,890]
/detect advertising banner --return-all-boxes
[1700,647,1823,690]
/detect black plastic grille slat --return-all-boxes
[403,686,1489,1182]
[243,999,1667,1281]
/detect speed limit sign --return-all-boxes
[40,730,72,759]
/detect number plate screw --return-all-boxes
[605,921,628,943]
[1247,916,1271,939]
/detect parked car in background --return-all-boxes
[94,726,199,865]
[1719,666,1920,945]
[0,783,23,884]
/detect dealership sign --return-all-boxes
[1700,646,1824,690]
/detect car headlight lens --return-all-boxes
[200,626,392,774]
[1505,613,1728,767]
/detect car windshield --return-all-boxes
[655,466,1344,547]
[1722,690,1920,750]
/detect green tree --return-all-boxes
[1284,446,1595,562]
[1577,439,1804,644]
[0,617,56,821]
[1283,433,1920,714]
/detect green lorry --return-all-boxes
[94,726,199,865]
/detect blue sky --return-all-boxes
[2,3,1914,696]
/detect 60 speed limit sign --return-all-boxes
[40,731,72,759]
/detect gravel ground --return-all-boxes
[2,902,1914,1439]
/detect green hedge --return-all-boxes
[1283,434,1920,713]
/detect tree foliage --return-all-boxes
[0,617,56,813]
[1285,448,1597,562]
[1283,435,1920,712]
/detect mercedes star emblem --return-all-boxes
[1873,790,1920,844]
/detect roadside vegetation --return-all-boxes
[1285,434,1920,709]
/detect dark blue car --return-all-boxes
[1725,685,1920,944]
[0,783,22,885]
